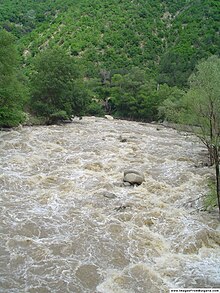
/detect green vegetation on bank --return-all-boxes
[0,30,28,127]
[204,179,218,212]
[30,47,90,124]
[0,0,219,127]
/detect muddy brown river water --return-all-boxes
[0,117,220,293]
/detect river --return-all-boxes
[0,117,220,293]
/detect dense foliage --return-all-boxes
[0,0,219,125]
[0,30,27,127]
[0,0,219,81]
[30,47,89,124]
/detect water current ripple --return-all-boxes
[0,117,220,293]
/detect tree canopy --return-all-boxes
[0,29,27,127]
[30,47,90,124]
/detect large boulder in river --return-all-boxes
[123,169,144,185]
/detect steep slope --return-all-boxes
[17,0,166,76]
[159,0,220,87]
[0,0,219,86]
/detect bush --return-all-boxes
[0,107,26,128]
[47,110,69,124]
[87,100,105,116]
[204,179,218,212]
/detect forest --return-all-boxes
[0,0,219,127]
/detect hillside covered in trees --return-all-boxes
[0,0,219,126]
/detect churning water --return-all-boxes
[0,117,220,293]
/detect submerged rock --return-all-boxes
[103,191,117,199]
[119,135,127,142]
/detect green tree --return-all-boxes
[158,51,196,89]
[111,68,165,121]
[181,56,220,217]
[0,29,27,127]
[157,85,185,122]
[30,47,89,124]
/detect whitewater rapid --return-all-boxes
[0,117,219,293]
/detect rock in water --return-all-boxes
[103,191,117,199]
[104,115,114,120]
[123,170,144,185]
[124,169,143,176]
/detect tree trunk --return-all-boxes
[208,145,215,165]
[215,164,220,219]
[214,147,220,219]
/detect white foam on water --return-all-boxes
[0,117,219,292]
